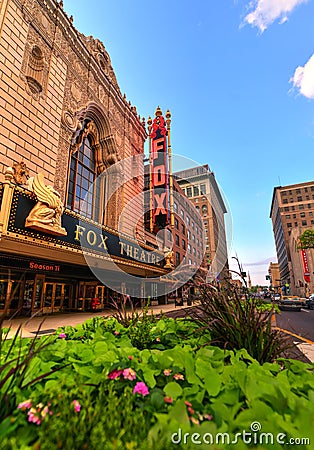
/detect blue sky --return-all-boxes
[63,0,314,285]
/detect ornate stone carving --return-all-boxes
[25,173,67,236]
[70,84,82,102]
[71,120,97,153]
[12,161,29,185]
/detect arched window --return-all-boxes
[67,135,100,221]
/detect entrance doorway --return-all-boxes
[43,283,73,313]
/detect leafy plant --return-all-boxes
[0,313,67,421]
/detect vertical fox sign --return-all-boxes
[148,107,170,233]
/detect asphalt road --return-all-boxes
[275,308,314,343]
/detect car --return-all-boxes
[271,293,281,303]
[278,296,305,312]
[305,294,314,310]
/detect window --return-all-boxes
[186,216,190,225]
[193,186,199,196]
[188,244,191,254]
[305,187,308,193]
[308,203,312,208]
[287,223,292,228]
[291,206,295,211]
[182,224,186,234]
[299,204,304,210]
[175,252,180,266]
[294,222,298,226]
[186,187,192,197]
[173,202,178,213]
[182,239,186,250]
[195,206,200,212]
[293,214,296,218]
[202,205,208,215]
[309,212,313,217]
[285,215,291,219]
[284,207,289,211]
[282,199,288,204]
[174,218,179,229]
[200,184,206,195]
[302,220,307,226]
[297,196,302,202]
[175,234,180,246]
[300,212,305,218]
[180,209,184,219]
[296,189,301,194]
[67,134,100,221]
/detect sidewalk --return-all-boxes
[2,302,193,339]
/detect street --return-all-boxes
[275,308,314,343]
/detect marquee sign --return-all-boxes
[8,190,164,268]
[150,108,169,232]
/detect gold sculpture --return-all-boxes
[25,173,67,236]
[164,247,174,269]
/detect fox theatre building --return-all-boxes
[0,170,166,315]
[0,0,168,315]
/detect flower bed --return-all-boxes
[0,316,313,449]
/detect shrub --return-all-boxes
[190,283,291,364]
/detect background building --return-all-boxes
[268,262,281,292]
[270,181,314,295]
[174,165,229,283]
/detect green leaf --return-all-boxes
[164,382,183,400]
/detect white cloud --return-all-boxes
[243,0,309,32]
[290,54,314,99]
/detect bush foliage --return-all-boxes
[0,311,313,449]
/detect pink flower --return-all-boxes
[27,408,41,425]
[127,355,134,360]
[17,400,32,410]
[133,382,149,396]
[184,401,192,407]
[188,406,195,415]
[58,333,66,339]
[163,396,173,404]
[204,414,212,421]
[72,400,81,413]
[123,368,136,380]
[173,373,184,381]
[114,330,120,335]
[108,369,123,380]
[156,337,161,342]
[163,369,172,376]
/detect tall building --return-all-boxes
[270,181,314,295]
[268,262,281,292]
[0,0,168,314]
[174,165,229,283]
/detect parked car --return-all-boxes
[271,293,281,303]
[305,294,314,310]
[278,296,305,312]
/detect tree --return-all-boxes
[298,229,314,249]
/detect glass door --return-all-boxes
[33,275,44,311]
[53,284,64,312]
[43,283,53,314]
[63,284,72,310]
